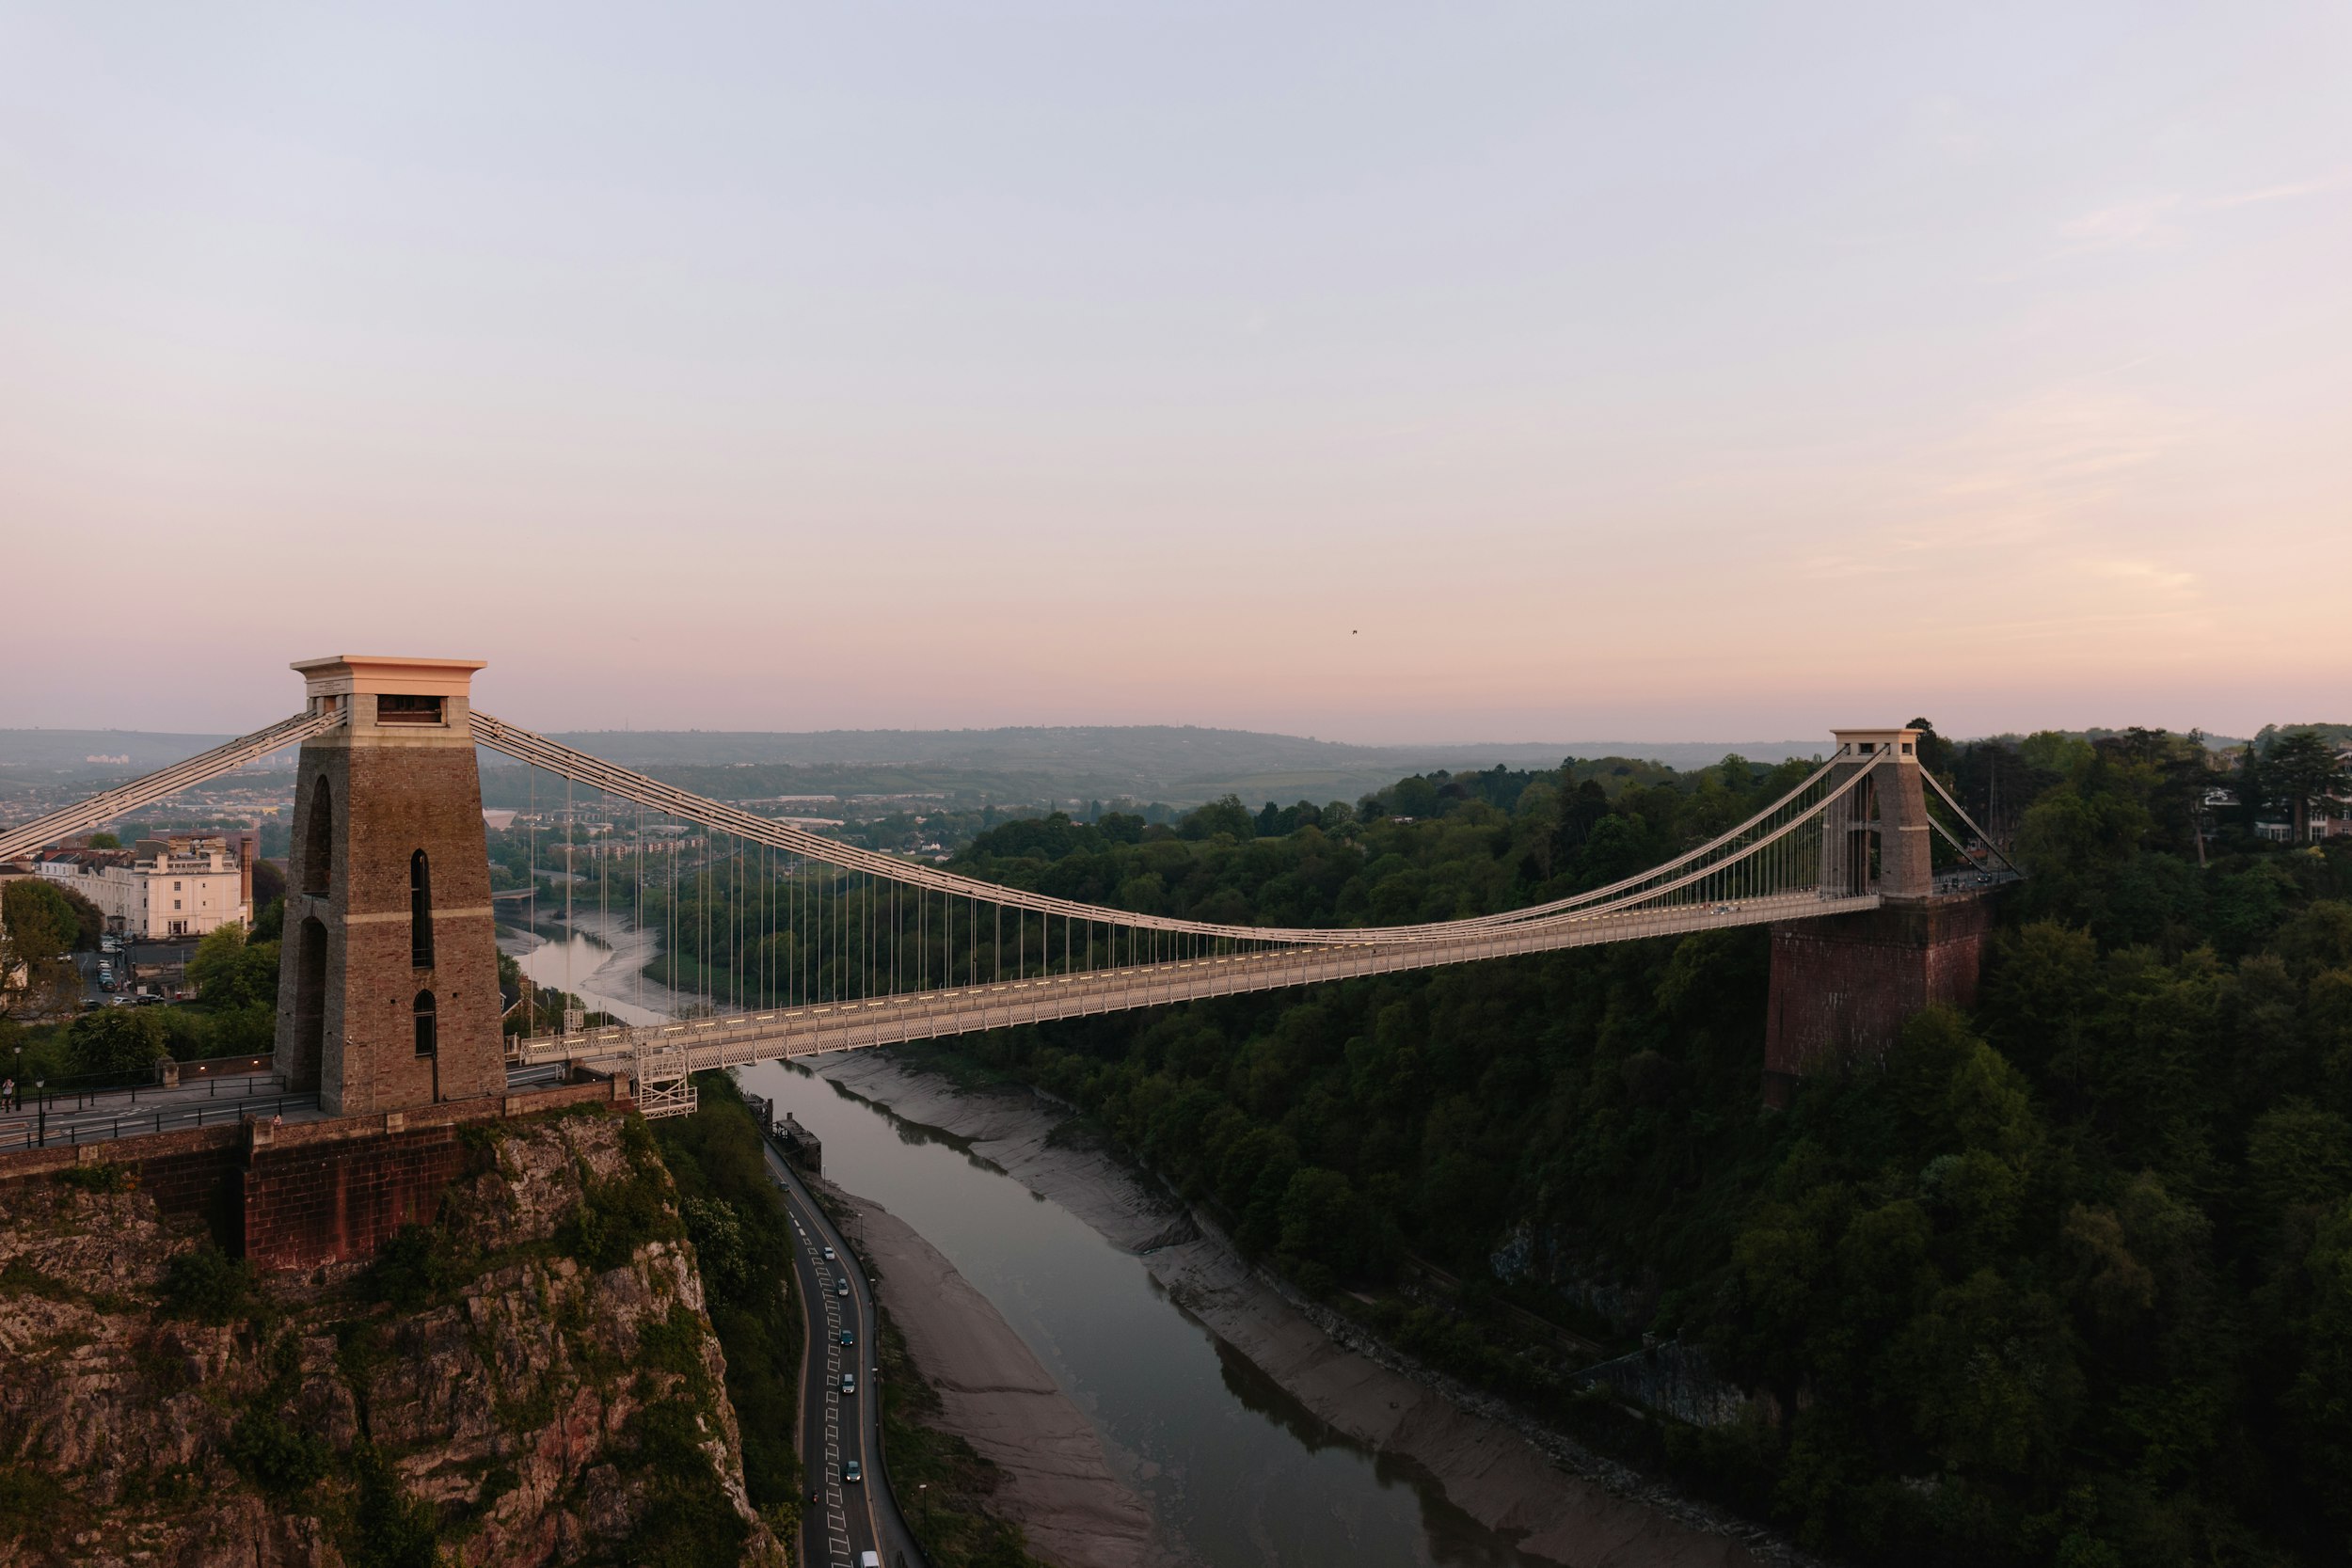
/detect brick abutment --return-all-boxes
[0,1079,629,1271]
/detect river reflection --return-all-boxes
[738,1058,1557,1568]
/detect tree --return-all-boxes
[1905,717,1953,777]
[1179,795,1257,842]
[187,921,279,1008]
[2264,729,2348,843]
[66,1007,168,1076]
[87,832,119,849]
[4,879,80,960]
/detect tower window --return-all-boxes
[377,694,445,725]
[409,849,435,968]
[414,990,437,1057]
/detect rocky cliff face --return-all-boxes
[0,1108,787,1568]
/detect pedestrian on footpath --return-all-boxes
[2,1077,14,1114]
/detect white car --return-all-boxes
[841,1373,856,1395]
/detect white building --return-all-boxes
[40,832,255,940]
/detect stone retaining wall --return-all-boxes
[0,1076,630,1270]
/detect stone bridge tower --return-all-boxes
[273,657,507,1116]
[1762,728,1997,1101]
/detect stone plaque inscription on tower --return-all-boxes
[273,656,506,1116]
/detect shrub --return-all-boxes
[557,1165,680,1272]
[226,1408,328,1497]
[161,1243,254,1323]
[347,1442,440,1568]
[52,1161,136,1193]
[368,1223,468,1310]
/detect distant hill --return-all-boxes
[0,723,1827,806]
[0,728,285,775]
[507,726,1827,808]
[532,725,1824,776]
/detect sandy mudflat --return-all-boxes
[835,1189,1176,1568]
[814,1051,1781,1568]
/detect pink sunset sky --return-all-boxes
[2,4,2346,743]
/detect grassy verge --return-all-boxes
[872,1307,1046,1568]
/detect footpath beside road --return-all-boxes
[763,1140,926,1568]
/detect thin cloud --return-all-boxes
[2056,194,2183,254]
[2208,175,2344,209]
[2084,557,2200,599]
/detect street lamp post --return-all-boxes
[35,1080,46,1146]
[918,1482,929,1530]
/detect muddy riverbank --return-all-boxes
[804,1050,1788,1568]
[827,1186,1177,1567]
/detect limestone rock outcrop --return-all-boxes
[0,1109,786,1567]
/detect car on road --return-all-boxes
[838,1328,855,1347]
[862,1553,882,1568]
[821,1245,835,1260]
[843,1458,862,1483]
[840,1373,856,1395]
[836,1278,850,1297]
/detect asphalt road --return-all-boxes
[763,1141,923,1568]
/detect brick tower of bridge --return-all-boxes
[273,657,507,1116]
[1762,727,1998,1101]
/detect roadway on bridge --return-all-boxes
[763,1139,923,1568]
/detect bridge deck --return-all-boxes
[521,889,1886,1075]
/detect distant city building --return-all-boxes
[39,831,256,938]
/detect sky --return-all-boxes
[2,3,2346,743]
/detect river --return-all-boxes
[504,916,675,1027]
[736,1058,1560,1568]
[514,921,1581,1568]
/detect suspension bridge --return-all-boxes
[0,657,2015,1131]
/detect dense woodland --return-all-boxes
[910,727,2352,1568]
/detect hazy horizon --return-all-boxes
[5,4,2346,739]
